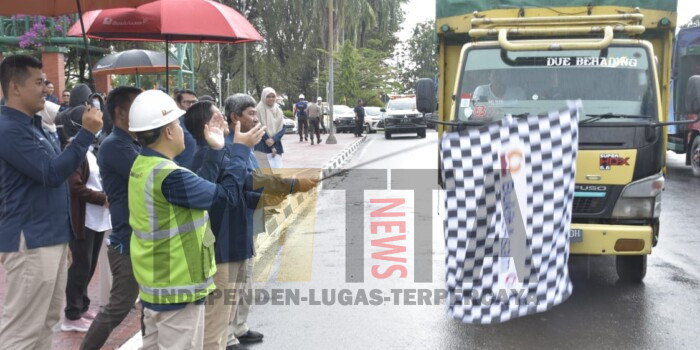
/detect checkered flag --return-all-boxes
[441,101,580,324]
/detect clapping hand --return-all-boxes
[233,122,265,148]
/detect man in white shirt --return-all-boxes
[473,69,526,102]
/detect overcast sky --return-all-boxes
[398,0,700,43]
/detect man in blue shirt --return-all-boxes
[0,54,103,349]
[202,94,318,350]
[82,86,143,349]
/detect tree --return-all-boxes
[336,41,359,105]
[681,14,700,29]
[398,20,438,93]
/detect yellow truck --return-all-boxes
[421,1,683,282]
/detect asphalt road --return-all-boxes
[246,130,699,349]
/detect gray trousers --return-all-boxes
[80,246,139,350]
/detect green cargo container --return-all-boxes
[437,0,677,19]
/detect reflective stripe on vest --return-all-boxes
[132,213,210,241]
[139,276,214,297]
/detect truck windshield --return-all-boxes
[456,46,656,123]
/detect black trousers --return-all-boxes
[355,116,365,136]
[298,116,309,140]
[65,227,105,320]
[309,117,321,142]
[80,246,140,350]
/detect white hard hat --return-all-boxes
[129,90,185,132]
[317,97,322,101]
[299,94,305,99]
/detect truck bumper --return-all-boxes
[569,223,653,255]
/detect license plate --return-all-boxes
[569,228,583,243]
[402,119,411,123]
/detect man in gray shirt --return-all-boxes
[307,97,322,145]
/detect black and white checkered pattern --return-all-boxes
[441,101,580,324]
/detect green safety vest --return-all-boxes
[128,155,217,304]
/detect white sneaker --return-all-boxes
[60,317,92,332]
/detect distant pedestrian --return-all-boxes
[317,96,327,134]
[307,96,322,145]
[293,94,309,142]
[0,54,103,349]
[255,87,286,167]
[354,99,365,137]
[45,80,59,104]
[60,89,71,112]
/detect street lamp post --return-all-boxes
[326,0,337,144]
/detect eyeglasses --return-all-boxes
[182,99,198,106]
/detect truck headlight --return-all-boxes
[612,173,664,218]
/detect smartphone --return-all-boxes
[87,93,104,110]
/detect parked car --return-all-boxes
[283,117,297,134]
[364,106,384,133]
[331,105,356,133]
[382,97,427,139]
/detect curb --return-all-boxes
[258,135,368,250]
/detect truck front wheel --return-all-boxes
[616,255,647,283]
[691,135,700,177]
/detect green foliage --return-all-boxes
[194,0,407,102]
[337,41,360,104]
[398,20,438,93]
[681,14,700,29]
[283,110,294,119]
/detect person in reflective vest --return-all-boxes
[127,90,264,349]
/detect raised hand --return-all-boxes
[233,122,265,148]
[81,105,103,136]
[204,113,227,150]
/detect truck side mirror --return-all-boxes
[685,75,700,114]
[380,108,386,112]
[416,78,436,114]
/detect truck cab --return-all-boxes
[430,2,678,282]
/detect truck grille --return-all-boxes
[573,197,607,214]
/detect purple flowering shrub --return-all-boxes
[11,15,74,49]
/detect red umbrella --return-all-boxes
[67,0,263,91]
[0,0,156,16]
[67,0,263,43]
[0,0,159,90]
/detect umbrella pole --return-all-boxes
[76,0,95,92]
[165,37,169,94]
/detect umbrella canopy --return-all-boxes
[67,0,263,43]
[93,49,180,75]
[0,0,157,16]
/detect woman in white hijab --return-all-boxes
[39,100,61,150]
[255,87,286,168]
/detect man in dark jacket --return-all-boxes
[354,99,365,137]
